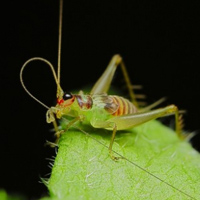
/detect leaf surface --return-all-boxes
[47,120,200,200]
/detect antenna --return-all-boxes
[20,0,64,107]
[20,57,62,109]
[57,0,63,99]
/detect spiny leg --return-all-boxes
[45,119,61,147]
[108,105,182,138]
[119,59,139,107]
[91,105,183,160]
[108,105,184,159]
[90,54,139,107]
[139,97,167,113]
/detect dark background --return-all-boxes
[1,0,200,199]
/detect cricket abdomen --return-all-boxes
[104,95,138,116]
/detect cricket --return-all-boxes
[19,0,196,199]
[21,54,185,160]
[20,1,186,161]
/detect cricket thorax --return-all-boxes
[92,94,138,116]
[75,94,93,110]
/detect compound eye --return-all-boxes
[63,92,72,101]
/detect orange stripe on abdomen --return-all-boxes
[112,96,137,116]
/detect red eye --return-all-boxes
[57,99,64,105]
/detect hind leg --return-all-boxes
[90,54,139,107]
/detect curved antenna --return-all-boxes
[57,0,63,96]
[20,57,63,109]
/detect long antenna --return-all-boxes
[20,0,65,107]
[57,0,63,98]
[20,57,62,109]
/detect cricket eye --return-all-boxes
[63,92,72,101]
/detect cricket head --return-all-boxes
[46,91,75,123]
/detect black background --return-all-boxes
[1,0,200,199]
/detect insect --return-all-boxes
[20,1,186,161]
[19,1,199,199]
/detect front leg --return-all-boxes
[54,116,83,143]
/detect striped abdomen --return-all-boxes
[104,95,137,116]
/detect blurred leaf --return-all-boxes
[0,189,26,200]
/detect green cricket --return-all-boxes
[21,54,185,161]
[19,1,199,199]
[20,0,186,161]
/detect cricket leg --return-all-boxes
[52,120,62,144]
[90,54,139,107]
[52,116,82,145]
[45,120,61,147]
[105,105,182,159]
[108,105,182,138]
[90,119,121,160]
[138,97,167,112]
[91,105,182,160]
[119,58,139,107]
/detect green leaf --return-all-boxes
[46,120,200,200]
